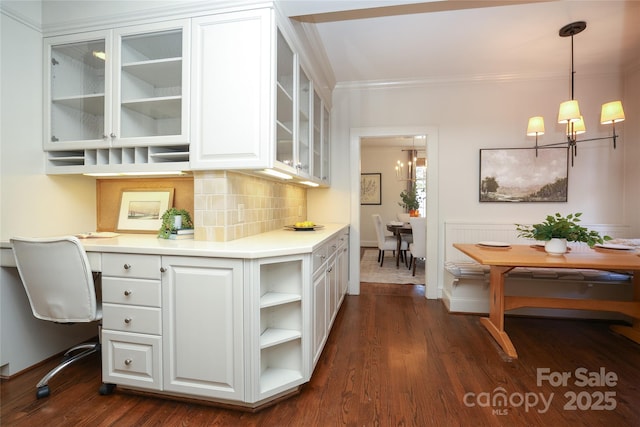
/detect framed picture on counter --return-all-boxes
[360,173,382,205]
[116,188,174,233]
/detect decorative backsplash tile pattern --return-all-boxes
[193,171,307,241]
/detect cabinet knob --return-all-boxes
[160,267,166,273]
[123,263,131,270]
[124,359,132,366]
[124,317,132,324]
[110,133,116,138]
[124,290,132,296]
[102,134,108,139]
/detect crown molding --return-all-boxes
[334,69,626,91]
[0,3,42,33]
[41,0,271,36]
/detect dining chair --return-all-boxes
[397,213,411,222]
[408,217,427,276]
[10,236,102,399]
[372,214,408,267]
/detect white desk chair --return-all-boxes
[10,236,102,399]
[408,217,427,276]
[372,214,408,267]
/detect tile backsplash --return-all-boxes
[193,171,307,241]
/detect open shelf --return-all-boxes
[121,96,181,119]
[52,94,105,116]
[122,58,182,87]
[260,368,303,395]
[260,292,301,308]
[260,328,301,349]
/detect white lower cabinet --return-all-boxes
[161,256,244,401]
[250,255,307,403]
[100,226,349,407]
[312,265,327,368]
[101,253,163,391]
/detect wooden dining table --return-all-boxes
[386,223,412,267]
[453,243,640,359]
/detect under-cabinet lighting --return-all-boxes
[299,181,319,187]
[260,169,293,180]
[83,171,186,177]
[92,51,106,61]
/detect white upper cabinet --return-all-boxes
[190,9,273,170]
[114,24,189,144]
[45,30,111,149]
[274,28,295,171]
[44,20,190,173]
[190,7,330,186]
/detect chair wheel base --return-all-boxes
[36,385,50,399]
[99,383,116,395]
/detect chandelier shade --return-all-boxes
[600,101,625,124]
[557,100,582,124]
[526,116,545,136]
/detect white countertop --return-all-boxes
[1,223,349,262]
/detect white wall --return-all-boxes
[1,8,99,376]
[623,65,640,235]
[359,145,415,246]
[1,10,97,241]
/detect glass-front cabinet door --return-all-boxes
[296,67,310,177]
[45,21,188,153]
[46,31,111,148]
[322,104,330,183]
[115,25,186,143]
[312,91,322,181]
[275,30,295,169]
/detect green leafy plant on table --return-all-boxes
[398,187,420,212]
[158,208,194,239]
[515,212,610,247]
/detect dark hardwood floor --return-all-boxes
[3,282,640,426]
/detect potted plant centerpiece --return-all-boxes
[158,208,194,239]
[515,212,610,255]
[399,187,420,217]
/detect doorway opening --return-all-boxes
[349,126,439,299]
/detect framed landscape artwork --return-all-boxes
[360,173,382,205]
[479,147,568,202]
[117,188,174,232]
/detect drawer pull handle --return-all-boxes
[124,359,132,366]
[124,317,132,324]
[124,290,132,296]
[160,267,166,273]
[123,264,131,270]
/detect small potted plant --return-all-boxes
[158,208,194,239]
[515,212,610,255]
[398,188,420,217]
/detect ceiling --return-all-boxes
[280,0,640,87]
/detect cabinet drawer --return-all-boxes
[102,330,162,390]
[103,303,161,335]
[326,238,339,257]
[102,253,161,279]
[102,277,161,307]
[312,246,327,273]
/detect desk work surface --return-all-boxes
[1,223,348,264]
[453,243,640,271]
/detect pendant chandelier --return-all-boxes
[395,136,424,181]
[526,21,625,166]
